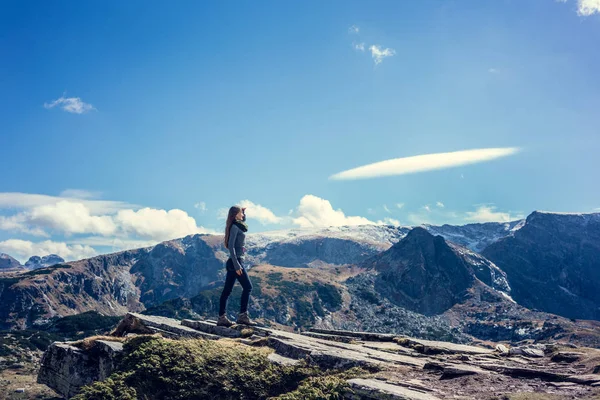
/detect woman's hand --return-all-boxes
[236,269,243,276]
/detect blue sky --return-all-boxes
[1,1,599,261]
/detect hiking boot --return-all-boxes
[216,314,234,327]
[236,312,254,326]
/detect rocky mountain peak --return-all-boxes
[24,254,65,270]
[363,227,512,317]
[0,253,23,270]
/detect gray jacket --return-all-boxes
[227,224,246,271]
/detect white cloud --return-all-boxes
[396,203,405,209]
[367,208,376,215]
[423,205,431,212]
[194,202,207,213]
[74,236,159,251]
[0,192,135,214]
[348,25,360,34]
[115,208,212,241]
[488,68,499,73]
[369,45,395,65]
[0,239,97,263]
[578,0,600,15]
[44,96,95,114]
[436,202,445,208]
[558,0,600,16]
[383,205,391,213]
[354,42,365,51]
[377,217,400,226]
[330,147,520,181]
[292,195,375,228]
[0,214,48,236]
[464,206,523,223]
[28,201,118,236]
[238,200,283,225]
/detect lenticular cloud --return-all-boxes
[329,147,520,180]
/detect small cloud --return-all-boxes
[488,68,499,73]
[367,208,376,215]
[44,96,95,114]
[578,0,600,15]
[464,205,523,223]
[292,195,375,228]
[239,200,283,225]
[423,205,431,212]
[194,202,207,213]
[348,25,360,34]
[558,0,600,16]
[396,203,405,209]
[330,147,520,181]
[436,202,445,208]
[378,217,400,226]
[460,174,465,179]
[369,45,395,65]
[353,42,366,52]
[383,205,391,213]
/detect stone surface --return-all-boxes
[267,352,302,366]
[37,339,123,398]
[394,337,494,356]
[309,328,398,342]
[345,378,441,400]
[181,319,242,338]
[551,351,584,363]
[495,344,509,355]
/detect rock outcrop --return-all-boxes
[38,313,600,399]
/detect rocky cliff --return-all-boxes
[483,211,600,320]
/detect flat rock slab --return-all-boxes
[566,374,600,385]
[362,342,421,357]
[395,337,494,356]
[267,330,427,369]
[267,352,302,366]
[301,331,357,343]
[345,378,441,400]
[440,364,490,379]
[551,352,584,363]
[181,319,242,338]
[125,313,220,340]
[310,328,398,342]
[478,363,569,382]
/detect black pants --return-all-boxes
[219,258,253,316]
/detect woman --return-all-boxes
[217,205,254,327]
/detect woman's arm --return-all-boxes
[228,224,243,271]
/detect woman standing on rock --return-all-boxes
[217,205,254,327]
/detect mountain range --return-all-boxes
[1,211,599,347]
[0,253,65,271]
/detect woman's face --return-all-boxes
[236,209,244,220]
